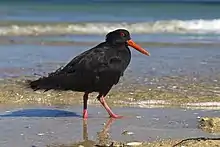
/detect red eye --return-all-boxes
[120,32,125,37]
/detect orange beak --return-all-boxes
[127,39,150,56]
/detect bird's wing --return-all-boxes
[30,43,125,91]
[48,43,110,77]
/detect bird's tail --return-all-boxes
[26,77,52,91]
[27,75,62,91]
[26,73,77,92]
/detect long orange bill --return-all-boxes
[127,39,150,56]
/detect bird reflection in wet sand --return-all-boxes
[77,118,116,147]
[96,118,115,145]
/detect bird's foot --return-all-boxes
[109,114,123,119]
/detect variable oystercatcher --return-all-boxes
[28,29,150,119]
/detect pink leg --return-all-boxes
[83,93,89,119]
[98,95,123,119]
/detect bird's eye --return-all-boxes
[120,32,125,37]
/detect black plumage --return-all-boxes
[28,29,150,119]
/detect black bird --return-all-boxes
[28,29,150,119]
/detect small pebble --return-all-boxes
[122,130,134,135]
[185,124,189,127]
[172,86,177,89]
[136,115,142,119]
[152,118,159,121]
[37,133,44,136]
[126,142,142,146]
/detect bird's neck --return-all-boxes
[106,42,126,48]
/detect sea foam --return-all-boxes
[0,19,220,36]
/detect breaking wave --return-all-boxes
[0,19,220,36]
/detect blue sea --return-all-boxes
[1,0,220,81]
[1,1,220,41]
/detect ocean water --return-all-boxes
[0,1,220,41]
[1,1,220,80]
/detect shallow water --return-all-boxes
[0,105,219,147]
[1,40,220,82]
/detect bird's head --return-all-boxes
[106,29,150,56]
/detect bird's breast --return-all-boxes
[108,47,131,73]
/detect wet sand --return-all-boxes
[0,105,220,147]
[1,77,220,110]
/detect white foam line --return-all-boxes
[129,100,169,105]
[123,100,220,110]
[181,102,220,110]
[85,98,220,110]
[184,102,220,106]
[1,19,220,36]
[182,106,220,110]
